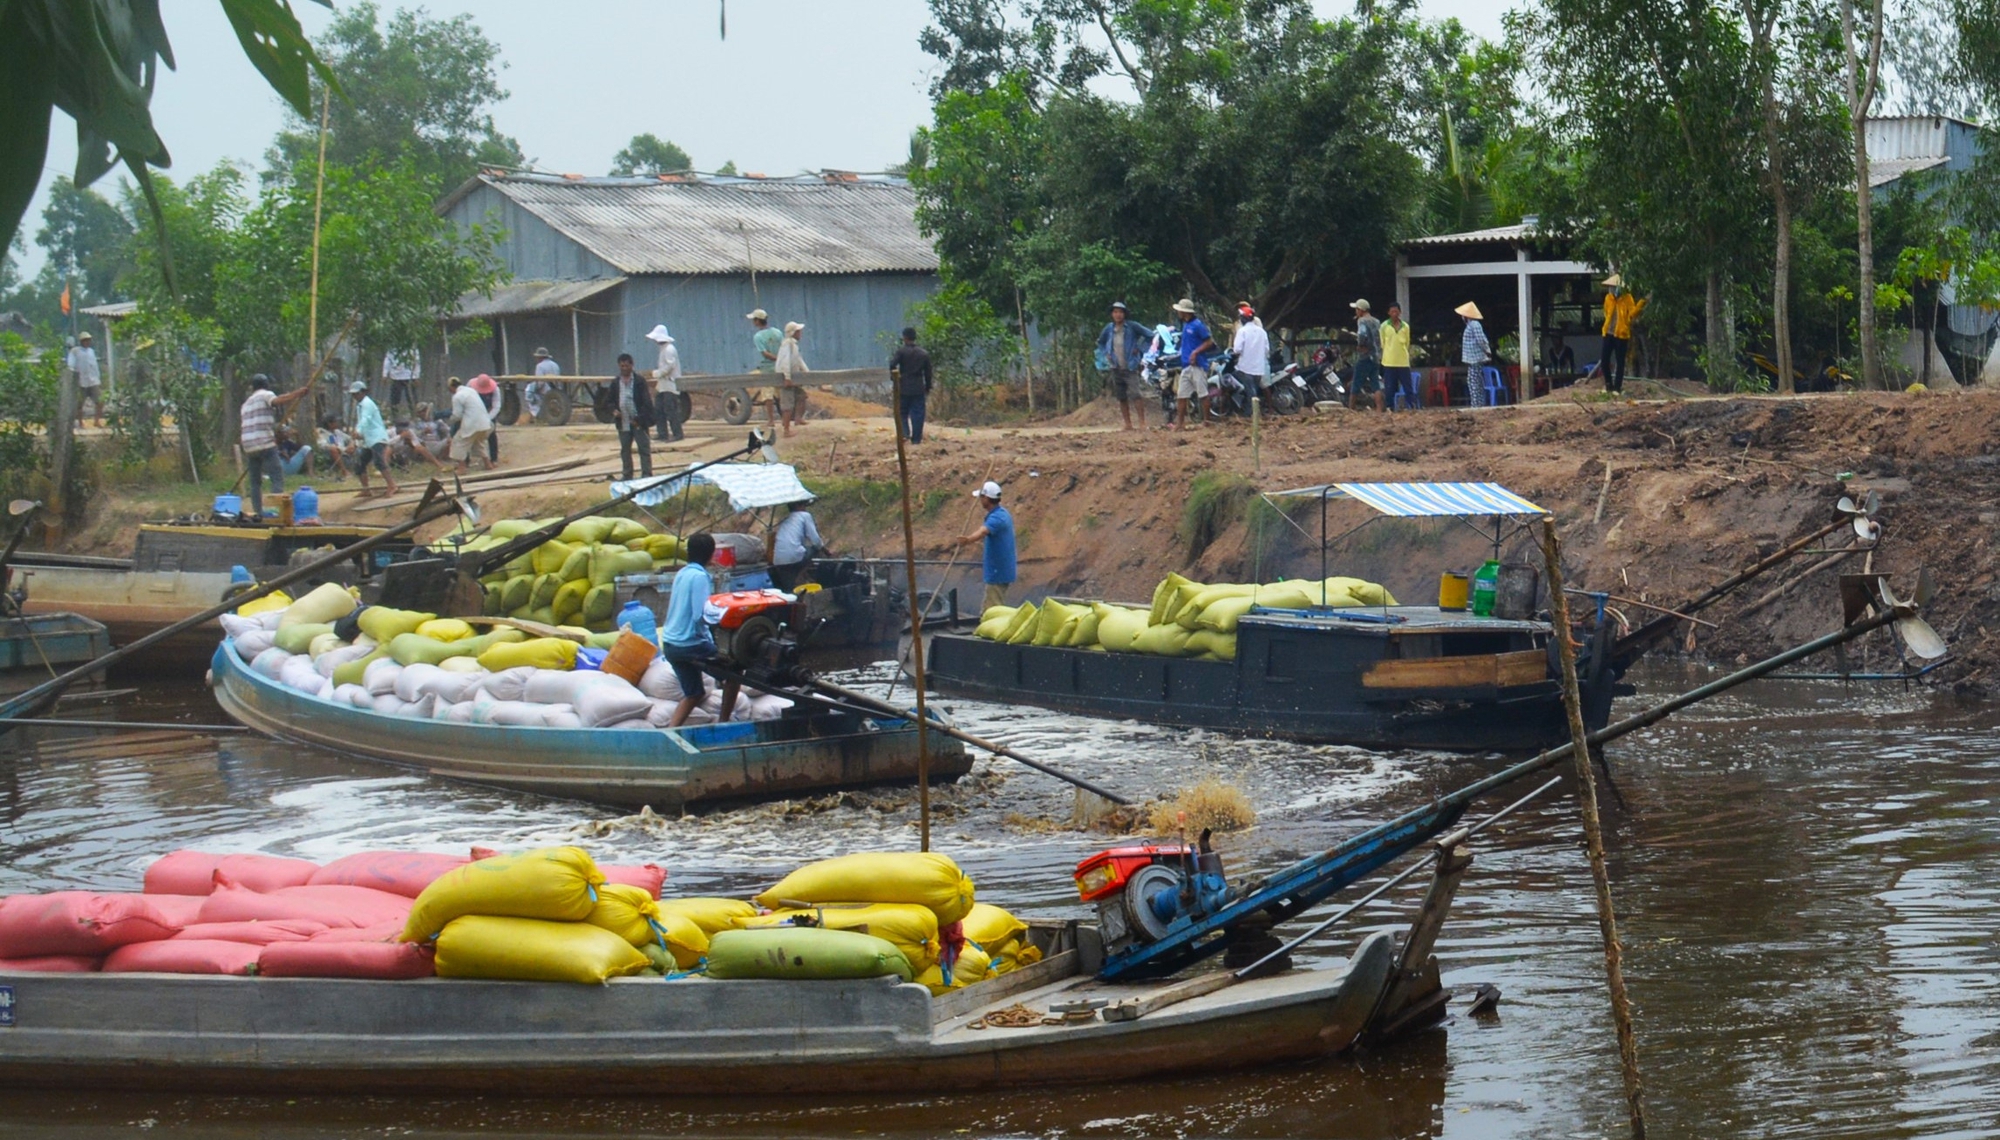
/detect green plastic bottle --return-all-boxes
[1470,560,1501,617]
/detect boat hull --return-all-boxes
[0,936,1392,1095]
[15,567,229,667]
[210,642,970,810]
[0,612,109,670]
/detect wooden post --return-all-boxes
[893,403,932,851]
[570,307,581,375]
[1539,517,1647,1139]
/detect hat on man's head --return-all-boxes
[533,346,550,358]
[1110,300,1128,312]
[347,380,368,394]
[1172,298,1197,314]
[250,373,273,389]
[1238,301,1255,317]
[1455,302,1483,320]
[784,322,804,336]
[470,374,497,395]
[973,480,1002,501]
[645,324,673,343]
[1602,273,1625,288]
[78,331,93,341]
[1350,298,1371,312]
[745,308,768,321]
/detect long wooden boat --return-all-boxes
[0,923,1398,1095]
[0,612,109,670]
[209,640,970,810]
[916,604,1624,752]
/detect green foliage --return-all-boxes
[906,275,1019,401]
[0,334,58,499]
[610,134,693,176]
[36,178,133,307]
[1179,472,1255,560]
[124,164,248,326]
[266,1,519,189]
[108,308,223,472]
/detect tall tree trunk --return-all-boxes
[1841,0,1886,389]
[1746,4,1795,393]
[1705,265,1729,388]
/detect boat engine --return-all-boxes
[1073,830,1232,954]
[707,588,814,687]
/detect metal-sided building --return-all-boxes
[435,171,938,384]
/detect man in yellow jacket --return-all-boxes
[1600,274,1646,395]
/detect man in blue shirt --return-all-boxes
[662,532,742,727]
[953,481,1016,611]
[1096,301,1151,432]
[1171,298,1217,431]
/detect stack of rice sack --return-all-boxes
[973,572,1397,662]
[474,516,679,632]
[222,581,792,730]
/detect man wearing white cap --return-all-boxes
[1599,275,1646,395]
[68,331,102,428]
[346,379,397,498]
[646,324,685,442]
[747,308,782,432]
[953,481,1016,611]
[526,346,559,420]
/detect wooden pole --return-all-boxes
[892,404,931,851]
[1539,517,1646,1139]
[1015,287,1033,416]
[308,86,330,365]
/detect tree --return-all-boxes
[1841,0,1889,388]
[266,2,520,190]
[124,164,249,329]
[610,134,693,176]
[715,160,740,177]
[35,177,133,308]
[0,0,331,261]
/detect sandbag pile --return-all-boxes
[468,515,681,632]
[973,571,1397,662]
[221,582,794,731]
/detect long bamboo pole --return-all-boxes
[308,87,330,359]
[892,398,931,851]
[1542,517,1646,1139]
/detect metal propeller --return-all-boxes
[1837,490,1882,542]
[1879,573,1947,660]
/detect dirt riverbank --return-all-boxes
[58,387,2000,693]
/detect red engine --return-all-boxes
[705,588,797,631]
[1073,844,1193,903]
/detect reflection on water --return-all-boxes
[2,662,1999,1138]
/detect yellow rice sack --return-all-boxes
[477,636,579,672]
[558,517,617,546]
[756,852,975,926]
[741,903,941,973]
[1149,572,1193,627]
[1195,595,1257,633]
[433,915,647,984]
[551,578,590,625]
[592,548,653,588]
[1131,622,1194,657]
[962,902,1027,953]
[235,590,291,617]
[1095,605,1148,652]
[606,518,650,545]
[915,942,993,995]
[531,539,575,576]
[415,618,474,642]
[530,573,563,610]
[585,883,665,948]
[274,621,332,654]
[307,631,343,659]
[356,606,433,643]
[1173,583,1257,630]
[403,845,606,942]
[1059,606,1102,648]
[974,605,1018,640]
[280,581,358,629]
[489,518,539,539]
[558,545,593,583]
[1032,600,1081,647]
[1003,602,1040,645]
[1186,628,1237,661]
[657,897,758,936]
[1327,576,1396,606]
[583,583,617,623]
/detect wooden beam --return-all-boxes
[1100,969,1237,1023]
[1361,649,1547,690]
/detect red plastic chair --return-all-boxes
[1423,368,1454,408]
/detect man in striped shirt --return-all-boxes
[239,374,311,521]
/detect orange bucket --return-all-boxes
[602,629,657,685]
[271,492,294,526]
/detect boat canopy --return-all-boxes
[1268,481,1547,517]
[612,463,815,511]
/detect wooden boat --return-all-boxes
[0,612,109,671]
[915,604,1622,752]
[0,921,1402,1096]
[208,640,971,810]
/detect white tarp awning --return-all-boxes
[612,463,814,512]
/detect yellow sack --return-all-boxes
[583,583,617,622]
[416,618,474,642]
[477,636,579,672]
[274,621,332,654]
[1174,583,1257,629]
[235,590,291,617]
[403,845,606,942]
[962,902,1027,952]
[306,631,342,659]
[1149,573,1193,627]
[1326,577,1397,606]
[433,915,647,984]
[356,606,433,643]
[1095,606,1148,652]
[1000,602,1039,644]
[1131,623,1194,657]
[280,581,358,629]
[558,517,617,546]
[592,548,654,588]
[551,578,590,625]
[741,903,941,973]
[555,545,591,583]
[489,518,540,539]
[974,605,1018,640]
[531,539,575,576]
[1254,584,1319,611]
[1056,606,1101,648]
[439,655,485,674]
[585,883,665,948]
[530,573,563,610]
[657,897,759,936]
[1186,628,1236,661]
[1032,600,1081,647]
[756,851,975,926]
[1196,595,1257,633]
[915,942,993,995]
[605,518,649,545]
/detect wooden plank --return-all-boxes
[316,457,589,499]
[1361,649,1545,690]
[1100,970,1237,1023]
[930,949,1080,1025]
[1495,649,1549,686]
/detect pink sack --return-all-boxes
[600,864,667,899]
[0,955,101,973]
[103,938,262,975]
[258,939,434,979]
[144,851,320,896]
[196,884,411,930]
[146,894,205,926]
[307,852,469,899]
[174,918,327,945]
[308,921,406,944]
[0,892,183,958]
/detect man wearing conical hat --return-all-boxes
[1599,274,1647,395]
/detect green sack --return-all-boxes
[592,548,654,588]
[274,621,333,654]
[704,927,915,982]
[501,574,534,612]
[558,545,593,583]
[551,578,591,625]
[530,573,563,610]
[583,582,617,622]
[483,585,504,616]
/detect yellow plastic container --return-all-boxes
[1438,571,1469,611]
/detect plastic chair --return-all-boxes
[1424,368,1453,408]
[1478,366,1508,407]
[1391,370,1421,410]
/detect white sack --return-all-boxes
[638,658,683,702]
[220,613,260,639]
[236,630,277,659]
[475,666,537,702]
[363,658,404,697]
[394,663,445,703]
[332,683,372,708]
[572,675,651,729]
[250,647,292,679]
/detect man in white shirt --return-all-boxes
[645,324,686,443]
[382,348,419,413]
[446,376,494,472]
[769,504,828,590]
[68,332,103,428]
[527,346,559,420]
[1231,303,1270,394]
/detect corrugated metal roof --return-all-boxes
[79,301,138,318]
[1269,482,1548,516]
[1869,156,1950,188]
[453,277,626,318]
[612,462,813,511]
[1399,223,1540,249]
[469,174,937,276]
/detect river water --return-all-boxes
[2,661,1997,1139]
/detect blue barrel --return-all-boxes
[292,486,319,522]
[214,493,242,517]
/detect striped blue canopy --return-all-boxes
[1270,481,1547,517]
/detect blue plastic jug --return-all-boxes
[617,600,659,648]
[292,486,319,523]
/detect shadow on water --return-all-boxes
[2,659,1999,1138]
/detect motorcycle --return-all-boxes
[1285,344,1347,407]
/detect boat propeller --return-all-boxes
[1840,570,1947,662]
[1836,489,1882,543]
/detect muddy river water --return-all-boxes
[2,660,1997,1139]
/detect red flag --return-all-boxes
[59,281,70,316]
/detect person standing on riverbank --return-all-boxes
[748,308,782,434]
[68,332,103,428]
[1171,299,1216,430]
[1457,302,1491,406]
[239,373,311,520]
[647,324,685,443]
[347,379,398,499]
[446,376,493,473]
[1351,300,1384,412]
[1381,303,1413,408]
[773,322,808,439]
[954,480,1016,611]
[890,326,932,444]
[610,352,656,479]
[1599,274,1646,395]
[1098,301,1150,431]
[382,347,418,414]
[664,532,741,727]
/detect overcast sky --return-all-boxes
[17,0,1513,278]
